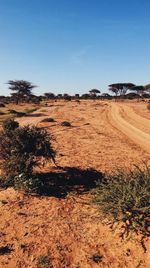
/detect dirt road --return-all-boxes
[18,101,150,155]
[110,102,150,154]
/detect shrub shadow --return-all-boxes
[0,246,13,255]
[36,167,103,198]
[25,113,46,117]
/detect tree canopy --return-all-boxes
[108,83,135,95]
[89,89,101,95]
[7,80,36,97]
[130,85,145,95]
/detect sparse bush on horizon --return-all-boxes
[93,165,150,240]
[64,95,71,101]
[0,119,56,192]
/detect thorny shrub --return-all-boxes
[93,165,150,241]
[0,119,56,192]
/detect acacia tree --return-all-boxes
[108,83,135,96]
[7,80,37,103]
[108,87,119,96]
[89,89,101,98]
[144,84,150,94]
[129,85,145,96]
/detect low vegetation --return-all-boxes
[41,117,55,122]
[36,255,52,268]
[8,108,38,117]
[0,119,55,192]
[93,165,150,240]
[8,109,26,117]
[61,121,71,127]
[24,108,38,114]
[89,254,103,264]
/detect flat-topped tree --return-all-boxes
[108,87,119,96]
[108,83,135,96]
[8,80,37,103]
[144,84,150,94]
[129,85,145,96]
[89,89,101,98]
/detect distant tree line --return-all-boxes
[0,80,150,104]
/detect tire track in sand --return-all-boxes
[118,103,150,135]
[110,103,150,154]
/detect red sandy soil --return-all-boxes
[0,100,150,268]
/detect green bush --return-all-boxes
[93,166,150,238]
[0,119,56,192]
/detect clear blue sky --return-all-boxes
[0,0,150,96]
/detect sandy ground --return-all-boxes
[0,100,150,268]
[110,102,150,154]
[18,100,150,170]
